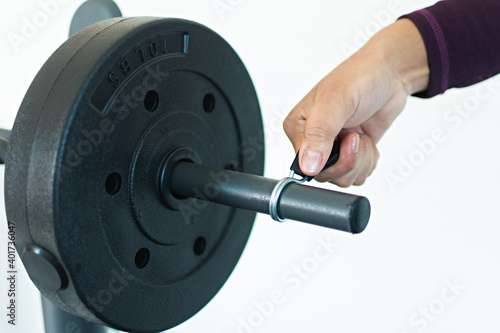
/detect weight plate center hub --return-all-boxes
[6,17,263,332]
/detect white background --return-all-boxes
[1,0,500,332]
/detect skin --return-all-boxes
[283,19,430,187]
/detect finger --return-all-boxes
[355,89,407,143]
[298,83,355,176]
[334,133,378,187]
[351,138,379,186]
[337,126,364,140]
[315,133,378,187]
[315,132,360,183]
[283,87,316,153]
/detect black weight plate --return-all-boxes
[5,17,263,332]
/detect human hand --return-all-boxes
[283,19,429,187]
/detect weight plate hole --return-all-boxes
[203,94,215,113]
[135,248,150,269]
[144,90,159,112]
[224,163,237,171]
[105,172,122,195]
[194,237,206,256]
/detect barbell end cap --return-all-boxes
[350,197,371,234]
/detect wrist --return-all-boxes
[367,19,430,95]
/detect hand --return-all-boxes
[283,19,429,187]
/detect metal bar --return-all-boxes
[41,295,108,333]
[0,128,10,165]
[70,0,122,37]
[170,162,370,234]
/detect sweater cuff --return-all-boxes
[400,10,450,98]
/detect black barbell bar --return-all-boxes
[169,161,370,234]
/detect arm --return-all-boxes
[283,19,428,186]
[403,0,500,98]
[284,0,500,187]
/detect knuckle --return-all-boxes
[330,174,355,188]
[339,153,357,172]
[353,177,367,186]
[314,173,332,183]
[368,144,380,177]
[304,124,332,143]
[282,115,293,133]
[333,178,353,188]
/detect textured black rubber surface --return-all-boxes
[5,17,263,332]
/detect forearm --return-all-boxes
[401,0,500,98]
[284,0,500,187]
[364,18,430,96]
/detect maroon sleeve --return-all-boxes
[400,0,500,98]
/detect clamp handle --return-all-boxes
[290,141,341,181]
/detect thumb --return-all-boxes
[299,102,348,176]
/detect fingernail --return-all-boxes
[302,150,322,174]
[352,134,360,154]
